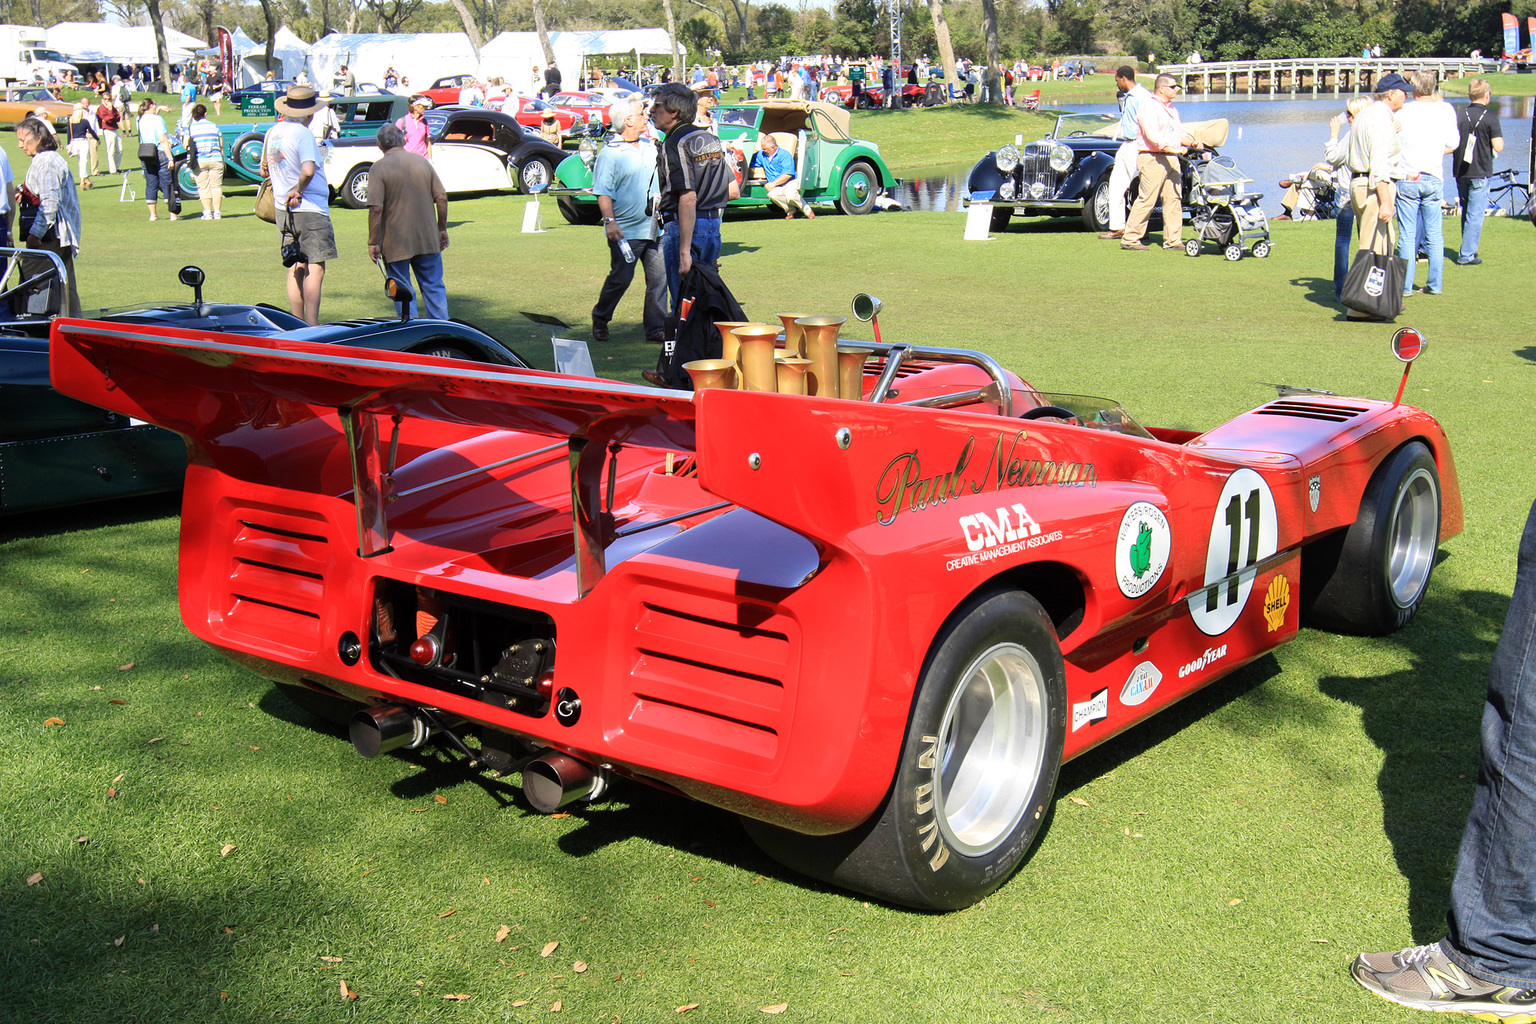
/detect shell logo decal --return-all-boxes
[1263,575,1291,632]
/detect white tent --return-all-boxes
[229,25,312,85]
[307,32,477,92]
[47,22,207,65]
[477,29,680,88]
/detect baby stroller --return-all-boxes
[1183,154,1271,261]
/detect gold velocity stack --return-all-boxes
[684,316,871,399]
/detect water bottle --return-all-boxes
[618,238,635,263]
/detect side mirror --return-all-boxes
[1390,327,1425,406]
[178,264,205,311]
[1391,326,1425,363]
[851,293,882,322]
[385,275,414,321]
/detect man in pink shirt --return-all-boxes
[1122,74,1202,251]
[395,95,433,159]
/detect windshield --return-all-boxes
[1051,113,1119,140]
[1031,393,1154,439]
[29,49,67,63]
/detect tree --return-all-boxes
[145,0,171,86]
[662,0,683,78]
[924,0,957,89]
[533,0,555,66]
[685,0,752,53]
[979,0,1000,99]
[360,0,425,32]
[680,13,719,54]
[447,0,484,55]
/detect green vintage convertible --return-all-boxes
[172,94,412,200]
[549,99,898,222]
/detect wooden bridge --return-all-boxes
[1158,57,1499,95]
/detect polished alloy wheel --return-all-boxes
[935,641,1048,856]
[1388,467,1439,608]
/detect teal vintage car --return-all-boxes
[173,94,412,199]
[550,99,897,222]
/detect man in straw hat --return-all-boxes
[260,84,338,325]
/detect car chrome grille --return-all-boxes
[1255,400,1370,422]
[624,594,800,769]
[1019,142,1061,196]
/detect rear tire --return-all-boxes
[339,164,371,209]
[557,195,602,225]
[1082,175,1112,232]
[837,160,879,216]
[1303,441,1442,636]
[519,156,555,194]
[743,589,1066,909]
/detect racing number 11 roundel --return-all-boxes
[1189,468,1278,636]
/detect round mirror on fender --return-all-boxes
[851,293,882,322]
[177,265,205,288]
[1391,327,1425,363]
[385,276,414,305]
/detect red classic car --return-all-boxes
[49,308,1460,910]
[547,90,612,128]
[500,94,580,135]
[420,73,477,108]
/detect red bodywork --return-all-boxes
[421,74,476,108]
[504,95,579,134]
[49,321,1462,836]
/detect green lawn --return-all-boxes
[2,129,1534,1022]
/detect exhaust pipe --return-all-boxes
[522,753,610,813]
[350,704,434,758]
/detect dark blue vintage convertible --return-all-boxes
[0,256,531,515]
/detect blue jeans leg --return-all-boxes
[1445,497,1536,987]
[1420,176,1444,293]
[1458,176,1490,262]
[662,216,723,321]
[662,219,682,319]
[1334,206,1355,301]
[1396,180,1423,294]
[412,252,448,319]
[384,253,446,320]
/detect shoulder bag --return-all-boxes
[1340,221,1405,320]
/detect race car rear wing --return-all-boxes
[50,318,1028,598]
[49,319,703,595]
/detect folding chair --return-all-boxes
[1023,88,1041,110]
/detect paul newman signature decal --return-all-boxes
[875,430,1097,527]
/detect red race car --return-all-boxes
[49,303,1460,910]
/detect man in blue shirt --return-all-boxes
[1101,65,1151,240]
[590,96,666,343]
[751,133,814,220]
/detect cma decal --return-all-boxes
[947,504,1064,571]
[875,429,1097,527]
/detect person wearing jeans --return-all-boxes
[1352,495,1536,1020]
[1393,70,1458,295]
[365,122,448,320]
[1455,78,1503,266]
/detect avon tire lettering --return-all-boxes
[912,736,950,872]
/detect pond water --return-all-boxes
[896,94,1535,216]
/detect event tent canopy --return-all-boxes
[307,32,477,92]
[477,29,680,86]
[47,22,207,65]
[227,25,312,85]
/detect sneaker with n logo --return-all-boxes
[1351,941,1536,1021]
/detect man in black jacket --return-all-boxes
[543,61,562,98]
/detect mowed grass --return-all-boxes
[2,125,1536,1022]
